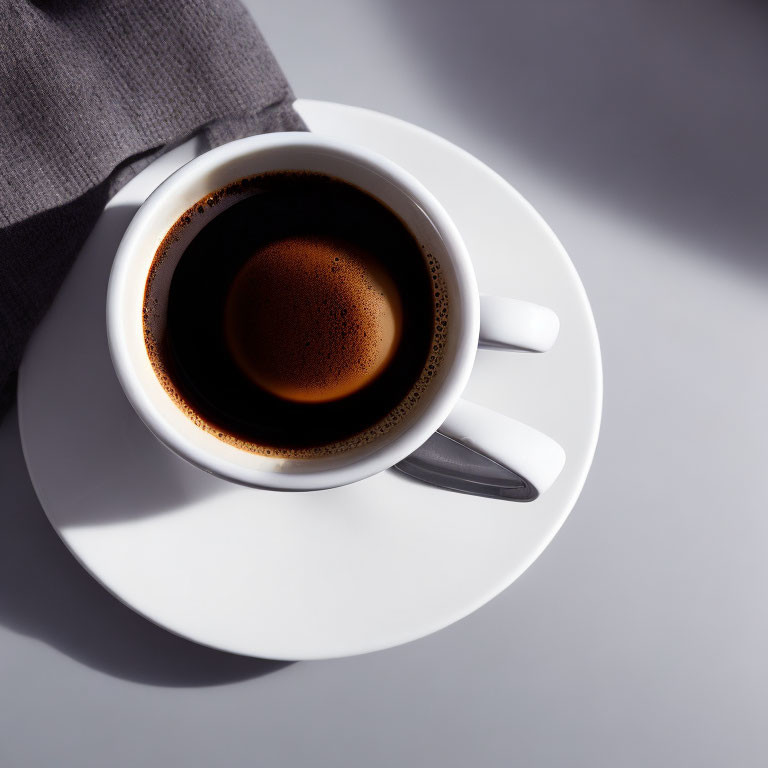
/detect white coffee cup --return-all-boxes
[107,133,565,494]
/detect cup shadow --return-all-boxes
[0,407,292,686]
[19,202,229,527]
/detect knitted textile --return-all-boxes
[0,0,306,411]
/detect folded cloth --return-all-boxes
[0,0,306,413]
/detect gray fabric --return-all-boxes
[0,0,306,411]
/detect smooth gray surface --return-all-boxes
[2,1,767,765]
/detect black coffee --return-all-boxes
[143,172,448,457]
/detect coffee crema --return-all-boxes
[143,172,448,458]
[224,234,403,403]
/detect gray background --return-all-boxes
[2,1,767,765]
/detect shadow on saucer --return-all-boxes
[0,407,293,686]
[20,203,228,527]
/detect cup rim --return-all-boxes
[107,132,480,490]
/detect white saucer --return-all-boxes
[18,100,602,660]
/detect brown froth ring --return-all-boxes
[224,235,403,403]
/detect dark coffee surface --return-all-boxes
[144,172,447,456]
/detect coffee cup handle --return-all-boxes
[436,296,565,497]
[477,295,560,351]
